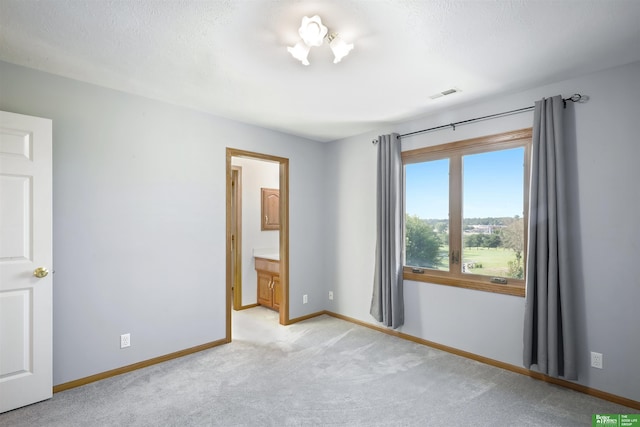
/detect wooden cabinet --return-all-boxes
[257,272,275,307]
[255,257,280,311]
[261,188,279,230]
[271,276,281,311]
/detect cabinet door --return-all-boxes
[261,188,279,230]
[272,276,281,311]
[257,272,273,307]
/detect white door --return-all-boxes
[0,111,53,413]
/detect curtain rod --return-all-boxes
[372,93,584,143]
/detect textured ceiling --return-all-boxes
[1,0,640,142]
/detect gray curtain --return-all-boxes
[370,133,404,328]
[523,95,577,379]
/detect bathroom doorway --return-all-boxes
[226,148,289,339]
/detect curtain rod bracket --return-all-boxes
[563,93,583,109]
[450,123,456,131]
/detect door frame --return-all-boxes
[231,165,242,311]
[225,148,289,337]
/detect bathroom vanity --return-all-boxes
[254,254,280,311]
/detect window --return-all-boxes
[402,128,532,297]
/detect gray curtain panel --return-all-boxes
[370,133,404,328]
[523,95,577,379]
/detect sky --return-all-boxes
[405,147,525,219]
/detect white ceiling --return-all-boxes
[1,0,640,142]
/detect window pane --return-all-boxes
[462,148,525,279]
[405,159,449,271]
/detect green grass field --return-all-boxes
[463,247,518,276]
[434,246,521,277]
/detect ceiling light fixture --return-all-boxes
[287,15,354,65]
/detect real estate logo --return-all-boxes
[594,415,619,425]
[593,414,640,427]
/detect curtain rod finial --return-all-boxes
[563,93,586,108]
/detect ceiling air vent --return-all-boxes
[429,88,461,100]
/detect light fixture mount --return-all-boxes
[287,15,354,65]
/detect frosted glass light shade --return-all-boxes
[329,35,354,63]
[287,41,311,65]
[299,15,328,47]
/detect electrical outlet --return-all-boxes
[329,291,334,300]
[303,294,308,304]
[120,333,131,349]
[591,351,603,369]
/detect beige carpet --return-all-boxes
[0,307,634,426]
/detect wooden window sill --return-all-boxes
[403,269,525,297]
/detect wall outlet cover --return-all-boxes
[590,351,603,369]
[120,333,131,349]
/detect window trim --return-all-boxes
[402,128,532,297]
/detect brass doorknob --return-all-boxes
[33,267,49,278]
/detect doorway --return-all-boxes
[226,148,289,340]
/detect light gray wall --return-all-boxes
[325,60,640,402]
[231,157,279,307]
[0,60,326,385]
